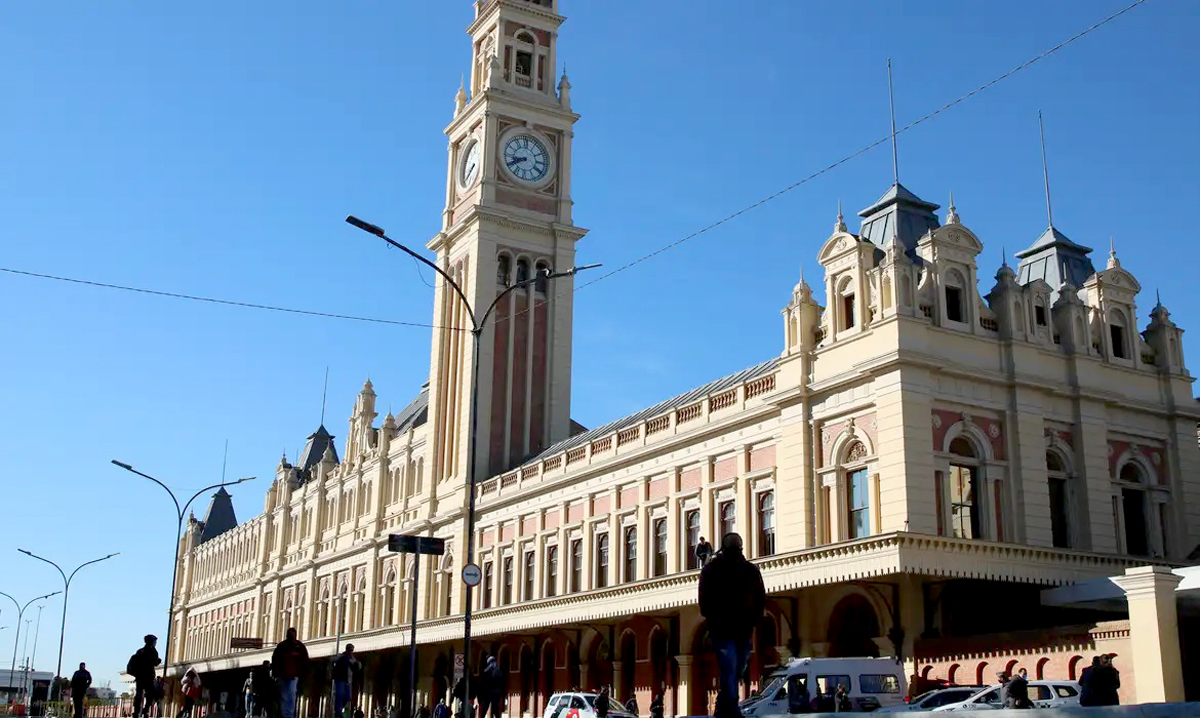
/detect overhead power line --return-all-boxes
[0,267,456,330]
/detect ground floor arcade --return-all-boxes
[176,533,1158,718]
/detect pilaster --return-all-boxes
[1112,566,1184,703]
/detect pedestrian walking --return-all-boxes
[648,692,663,718]
[271,628,309,718]
[1095,655,1121,706]
[595,687,610,718]
[71,662,92,718]
[698,533,765,718]
[695,537,714,567]
[623,695,637,716]
[432,698,450,718]
[332,644,361,718]
[250,661,276,718]
[1078,656,1099,706]
[477,656,504,718]
[1006,670,1031,709]
[127,635,162,718]
[178,669,203,718]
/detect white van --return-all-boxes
[742,657,907,714]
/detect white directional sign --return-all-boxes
[462,562,482,587]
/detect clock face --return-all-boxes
[458,140,481,189]
[502,134,551,184]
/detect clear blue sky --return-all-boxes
[2,0,1197,689]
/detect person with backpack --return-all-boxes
[178,668,203,718]
[271,628,309,718]
[699,533,766,718]
[128,635,162,718]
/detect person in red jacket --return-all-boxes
[271,628,309,718]
[699,533,765,718]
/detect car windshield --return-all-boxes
[752,675,786,700]
[912,690,940,704]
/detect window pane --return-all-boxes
[848,470,870,539]
[654,518,668,576]
[1049,477,1070,548]
[686,510,700,570]
[719,501,736,540]
[625,527,637,583]
[758,493,776,556]
[546,546,558,598]
[571,540,582,593]
[524,552,535,601]
[597,534,609,589]
[859,675,900,694]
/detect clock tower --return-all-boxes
[427,0,585,487]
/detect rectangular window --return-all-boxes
[843,294,856,330]
[719,500,736,541]
[624,526,637,583]
[948,465,978,539]
[758,492,776,556]
[1160,503,1170,558]
[848,469,870,539]
[482,562,493,609]
[1035,304,1047,326]
[502,556,513,605]
[945,286,964,323]
[570,539,583,593]
[1049,477,1070,548]
[1123,488,1148,556]
[523,551,535,601]
[653,518,668,576]
[685,509,701,570]
[860,675,901,694]
[546,545,558,598]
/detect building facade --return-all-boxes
[170,1,1200,715]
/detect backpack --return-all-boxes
[127,652,141,676]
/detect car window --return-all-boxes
[977,688,1000,704]
[860,674,901,694]
[1029,685,1052,701]
[927,690,970,707]
[816,675,851,695]
[1053,685,1077,697]
[755,675,785,700]
[571,697,587,709]
[912,690,938,704]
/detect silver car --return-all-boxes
[877,687,985,712]
[932,681,1081,711]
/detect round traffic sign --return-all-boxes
[462,562,482,587]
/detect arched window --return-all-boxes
[685,509,701,570]
[497,254,511,287]
[758,492,776,556]
[1109,309,1130,360]
[535,260,550,294]
[516,259,530,284]
[546,545,559,597]
[570,539,583,593]
[502,555,514,605]
[624,526,637,583]
[843,441,871,540]
[838,276,856,331]
[595,534,610,589]
[719,500,737,541]
[1047,451,1071,548]
[482,561,494,609]
[948,437,981,539]
[1034,297,1049,328]
[653,518,668,576]
[382,570,397,626]
[523,550,536,601]
[1118,462,1150,557]
[944,269,966,324]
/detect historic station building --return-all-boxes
[169,0,1200,714]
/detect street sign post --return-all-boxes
[230,637,264,650]
[461,563,481,587]
[388,534,445,718]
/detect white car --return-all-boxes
[932,681,1081,711]
[543,692,637,718]
[876,686,985,712]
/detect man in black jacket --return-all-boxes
[70,663,92,718]
[699,533,765,718]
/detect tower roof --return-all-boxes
[1015,226,1096,297]
[198,487,238,544]
[298,424,338,471]
[857,183,940,251]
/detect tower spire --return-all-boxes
[887,59,900,185]
[834,199,847,233]
[946,191,959,225]
[1039,110,1054,229]
[320,366,329,426]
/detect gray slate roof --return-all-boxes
[198,487,238,543]
[858,182,941,252]
[524,357,780,465]
[393,383,430,434]
[298,425,338,472]
[1015,225,1096,297]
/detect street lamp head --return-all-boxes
[111,460,133,471]
[17,549,32,557]
[232,476,256,486]
[346,215,386,238]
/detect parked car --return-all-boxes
[876,687,985,712]
[543,692,637,718]
[931,681,1081,711]
[742,657,908,714]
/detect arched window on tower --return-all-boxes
[1109,309,1130,360]
[838,276,856,331]
[512,31,535,88]
[948,437,981,540]
[516,259,530,285]
[497,254,512,287]
[535,261,550,294]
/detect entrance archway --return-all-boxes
[827,594,881,657]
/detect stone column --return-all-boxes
[1112,566,1183,703]
[674,656,692,718]
[612,659,627,708]
[667,468,681,574]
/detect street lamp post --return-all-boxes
[110,461,255,689]
[17,550,119,702]
[0,591,62,701]
[345,215,599,715]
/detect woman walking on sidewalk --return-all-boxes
[178,668,203,718]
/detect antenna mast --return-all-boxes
[320,366,330,425]
[1039,110,1054,228]
[888,59,900,185]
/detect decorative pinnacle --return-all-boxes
[834,199,847,233]
[1108,237,1121,269]
[946,191,960,225]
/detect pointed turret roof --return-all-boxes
[1015,226,1095,298]
[198,487,238,543]
[857,182,940,251]
[298,425,339,471]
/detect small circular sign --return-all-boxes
[462,562,482,587]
